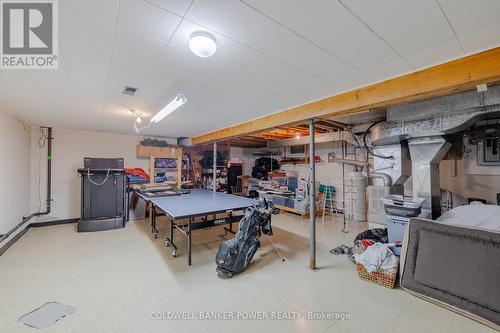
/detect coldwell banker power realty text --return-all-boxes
[1,0,58,69]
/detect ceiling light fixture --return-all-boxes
[295,132,301,140]
[189,31,217,58]
[131,110,143,124]
[150,94,187,123]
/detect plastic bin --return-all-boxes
[285,198,295,209]
[294,199,309,212]
[287,176,298,192]
[386,215,410,255]
[271,195,287,207]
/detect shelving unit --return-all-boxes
[136,145,183,189]
[201,166,226,191]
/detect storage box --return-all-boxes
[297,178,308,190]
[295,189,307,200]
[271,195,287,207]
[294,199,309,212]
[285,198,295,209]
[287,176,298,192]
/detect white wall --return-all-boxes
[30,127,176,221]
[438,137,500,205]
[440,159,500,205]
[0,111,31,237]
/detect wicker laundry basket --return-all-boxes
[356,263,398,289]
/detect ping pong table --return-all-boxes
[142,189,257,265]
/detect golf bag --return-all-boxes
[215,198,278,278]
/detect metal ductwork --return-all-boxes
[408,136,451,219]
[372,142,411,195]
[371,172,392,187]
[370,85,500,146]
[369,85,500,219]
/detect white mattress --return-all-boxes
[437,204,500,232]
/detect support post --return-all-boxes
[149,155,155,183]
[176,147,182,190]
[213,142,217,192]
[309,119,316,270]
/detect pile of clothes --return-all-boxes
[353,241,398,273]
[330,228,399,273]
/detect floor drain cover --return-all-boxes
[19,302,75,329]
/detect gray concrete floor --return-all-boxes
[0,213,495,333]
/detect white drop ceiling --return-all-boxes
[1,0,499,138]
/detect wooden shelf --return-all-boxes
[136,145,183,188]
[136,145,181,158]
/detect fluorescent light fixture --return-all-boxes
[189,31,217,58]
[150,94,187,123]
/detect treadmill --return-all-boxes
[77,157,126,232]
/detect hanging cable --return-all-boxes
[134,119,153,134]
[36,127,47,217]
[37,127,47,148]
[363,120,393,159]
[87,168,111,186]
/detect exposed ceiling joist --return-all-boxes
[312,123,337,131]
[192,47,500,145]
[316,119,349,129]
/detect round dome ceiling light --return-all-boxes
[189,31,217,58]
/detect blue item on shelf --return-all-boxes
[127,173,170,184]
[155,158,176,168]
[127,174,148,183]
[154,174,168,183]
[287,176,298,192]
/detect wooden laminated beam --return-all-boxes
[192,47,500,145]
